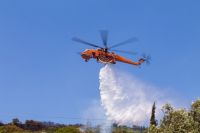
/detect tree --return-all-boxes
[12,118,21,126]
[150,102,157,126]
[190,99,200,132]
[159,103,198,133]
[0,121,4,126]
[147,125,160,133]
[24,120,44,131]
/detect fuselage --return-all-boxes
[81,48,116,63]
[81,48,145,66]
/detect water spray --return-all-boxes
[99,64,166,126]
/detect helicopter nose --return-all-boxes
[81,54,91,60]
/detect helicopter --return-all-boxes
[72,31,151,66]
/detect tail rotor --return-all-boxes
[142,54,151,65]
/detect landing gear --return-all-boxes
[112,58,116,64]
[96,57,99,62]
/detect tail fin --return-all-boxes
[138,58,145,65]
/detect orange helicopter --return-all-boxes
[72,31,151,66]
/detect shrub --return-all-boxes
[0,125,23,133]
[55,126,80,133]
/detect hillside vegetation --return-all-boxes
[0,99,200,133]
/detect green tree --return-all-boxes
[55,126,80,133]
[146,125,160,133]
[0,122,3,126]
[24,120,44,131]
[163,109,196,132]
[150,102,157,126]
[159,103,198,133]
[12,118,21,126]
[190,99,200,132]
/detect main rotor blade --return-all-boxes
[111,49,138,55]
[72,37,103,48]
[100,30,108,48]
[108,37,138,49]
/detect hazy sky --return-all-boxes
[0,0,200,124]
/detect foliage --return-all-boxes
[190,99,200,132]
[0,125,23,133]
[146,99,200,133]
[160,109,196,133]
[12,118,21,125]
[1,100,200,133]
[150,102,157,126]
[55,126,80,133]
[112,125,145,133]
[146,125,160,133]
[24,120,44,131]
[0,122,3,127]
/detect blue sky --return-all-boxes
[0,0,200,124]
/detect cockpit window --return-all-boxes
[84,49,89,52]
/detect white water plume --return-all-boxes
[99,64,172,125]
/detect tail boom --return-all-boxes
[115,55,145,66]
